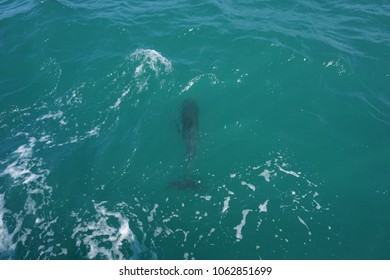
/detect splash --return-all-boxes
[131,49,172,77]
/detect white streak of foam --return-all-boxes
[241,181,256,191]
[36,111,63,121]
[110,87,131,109]
[298,216,312,235]
[222,197,230,213]
[200,195,211,201]
[179,76,201,95]
[259,200,269,213]
[38,135,51,143]
[162,213,178,223]
[306,179,318,187]
[313,200,321,210]
[325,61,334,67]
[179,73,219,95]
[233,209,251,241]
[276,164,300,177]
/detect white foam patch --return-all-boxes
[66,83,84,105]
[233,209,251,241]
[153,227,163,237]
[38,135,51,143]
[259,200,269,213]
[241,181,256,191]
[222,197,230,213]
[175,229,189,243]
[0,194,15,257]
[313,199,321,210]
[0,131,60,258]
[208,228,216,236]
[147,204,159,222]
[0,137,50,186]
[259,169,271,182]
[0,194,28,260]
[200,195,211,201]
[71,201,144,259]
[86,125,101,137]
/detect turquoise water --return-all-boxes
[1,0,389,260]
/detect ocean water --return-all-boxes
[0,0,389,260]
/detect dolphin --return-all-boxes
[168,178,201,190]
[180,98,199,162]
[167,99,200,190]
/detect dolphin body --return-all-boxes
[168,99,200,190]
[180,98,199,162]
[168,178,201,190]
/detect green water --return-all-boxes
[0,0,389,260]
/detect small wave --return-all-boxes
[108,49,173,110]
[130,49,172,77]
[0,0,36,21]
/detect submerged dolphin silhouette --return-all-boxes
[168,178,201,190]
[167,99,200,190]
[180,98,198,161]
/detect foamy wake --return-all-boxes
[0,194,21,259]
[71,201,153,259]
[0,135,60,259]
[0,136,50,189]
